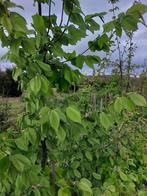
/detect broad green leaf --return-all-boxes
[103,21,114,32]
[138,191,147,196]
[92,173,101,180]
[114,21,122,37]
[78,178,92,194]
[10,154,31,172]
[49,110,60,131]
[33,189,41,196]
[15,134,28,151]
[37,61,53,76]
[27,128,37,145]
[85,151,92,161]
[75,55,84,69]
[114,97,123,113]
[22,38,36,54]
[30,76,41,95]
[100,112,113,130]
[39,107,50,124]
[58,187,71,196]
[128,93,146,106]
[66,106,81,124]
[107,185,116,193]
[98,34,109,49]
[32,14,46,34]
[121,15,138,32]
[64,68,73,84]
[119,170,128,182]
[127,3,147,16]
[40,75,49,94]
[88,19,100,33]
[85,55,101,69]
[70,13,85,27]
[6,2,24,9]
[121,97,135,112]
[0,156,9,175]
[12,67,22,81]
[85,12,107,21]
[1,15,12,33]
[56,127,66,142]
[15,175,24,195]
[10,12,28,33]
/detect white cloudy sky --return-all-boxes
[0,0,147,72]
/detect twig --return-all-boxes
[59,0,64,27]
[47,0,52,35]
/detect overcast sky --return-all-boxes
[0,0,147,73]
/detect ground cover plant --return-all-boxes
[0,0,147,195]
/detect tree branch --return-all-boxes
[59,0,64,27]
[47,0,52,35]
[38,2,42,16]
[53,11,72,44]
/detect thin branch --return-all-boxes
[61,36,98,64]
[47,0,52,35]
[38,2,42,16]
[53,11,72,44]
[59,0,64,27]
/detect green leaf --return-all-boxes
[12,67,22,81]
[15,134,28,151]
[49,110,60,131]
[66,106,81,124]
[119,170,128,182]
[56,127,66,143]
[32,14,46,34]
[128,93,146,106]
[86,12,107,21]
[1,15,13,33]
[107,185,116,193]
[58,187,71,196]
[22,38,36,54]
[70,13,85,27]
[27,128,37,145]
[10,154,31,172]
[138,191,147,196]
[100,112,113,130]
[114,97,123,113]
[78,178,92,194]
[127,3,147,16]
[86,18,100,33]
[33,189,41,196]
[92,173,101,180]
[114,21,122,37]
[10,12,28,33]
[85,151,92,161]
[64,68,73,84]
[0,156,9,175]
[85,55,101,69]
[103,21,114,32]
[37,61,53,76]
[121,97,135,112]
[121,15,138,32]
[98,34,109,50]
[75,55,84,69]
[39,107,50,124]
[40,75,49,94]
[30,76,41,95]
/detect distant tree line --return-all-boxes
[0,69,21,97]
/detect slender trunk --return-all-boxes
[50,160,56,195]
[38,2,42,16]
[41,139,47,169]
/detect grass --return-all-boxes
[0,97,23,131]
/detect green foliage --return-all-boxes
[0,0,147,195]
